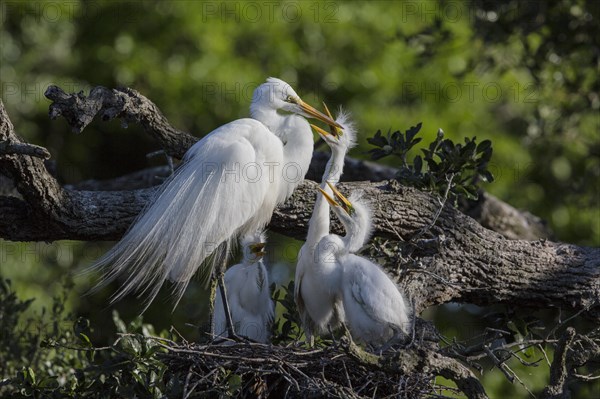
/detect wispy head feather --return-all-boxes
[334,107,357,150]
[240,229,267,249]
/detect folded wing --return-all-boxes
[90,119,282,308]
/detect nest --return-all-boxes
[159,335,442,398]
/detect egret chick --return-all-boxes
[319,183,411,348]
[213,231,274,343]
[295,106,356,340]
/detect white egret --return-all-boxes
[213,231,274,343]
[319,183,411,347]
[91,78,341,308]
[294,107,356,340]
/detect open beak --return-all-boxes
[318,186,339,208]
[298,99,343,129]
[318,182,355,215]
[309,102,343,139]
[249,242,267,257]
[310,123,336,139]
[326,181,355,215]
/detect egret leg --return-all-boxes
[217,276,238,338]
[327,324,338,347]
[376,326,407,354]
[208,277,217,336]
[216,241,239,340]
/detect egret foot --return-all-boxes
[341,324,381,367]
[375,326,409,354]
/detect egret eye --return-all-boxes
[285,95,295,103]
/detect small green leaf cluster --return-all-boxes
[367,124,494,204]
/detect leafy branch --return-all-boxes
[367,124,494,205]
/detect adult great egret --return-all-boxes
[91,78,341,307]
[319,183,411,347]
[294,107,356,341]
[213,231,274,343]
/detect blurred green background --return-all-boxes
[1,1,598,397]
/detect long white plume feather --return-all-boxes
[88,119,278,310]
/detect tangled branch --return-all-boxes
[1,85,600,397]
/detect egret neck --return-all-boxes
[251,108,314,203]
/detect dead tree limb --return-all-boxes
[44,85,552,240]
[1,94,598,320]
[44,85,197,157]
[2,86,600,397]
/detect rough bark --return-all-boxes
[2,86,599,398]
[44,85,197,158]
[1,95,598,316]
[43,85,553,241]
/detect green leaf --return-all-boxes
[481,170,494,183]
[413,155,423,174]
[477,140,492,153]
[112,310,127,334]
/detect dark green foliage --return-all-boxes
[367,124,494,204]
[271,281,333,347]
[0,278,180,398]
[0,278,323,398]
[271,280,304,344]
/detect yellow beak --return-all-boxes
[322,102,343,137]
[318,186,339,208]
[309,102,343,138]
[298,99,343,129]
[310,123,336,139]
[325,181,353,211]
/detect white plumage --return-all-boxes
[295,109,356,339]
[90,78,341,308]
[213,231,274,343]
[319,185,411,347]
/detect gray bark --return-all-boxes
[1,86,599,398]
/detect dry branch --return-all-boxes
[2,86,600,398]
[156,335,487,399]
[1,91,598,317]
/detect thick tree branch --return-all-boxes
[2,86,599,397]
[271,180,600,316]
[44,85,197,158]
[1,96,598,319]
[43,85,552,240]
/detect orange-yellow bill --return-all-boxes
[310,123,337,138]
[298,99,343,129]
[322,102,343,137]
[325,181,353,210]
[318,187,339,207]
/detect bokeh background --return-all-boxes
[1,1,598,397]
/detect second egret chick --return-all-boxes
[213,231,274,343]
[319,183,411,348]
[295,106,356,341]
